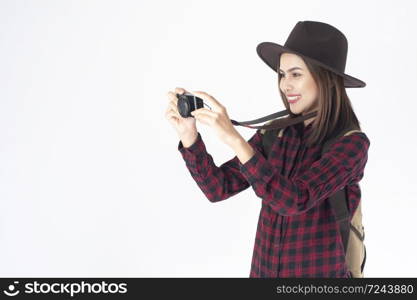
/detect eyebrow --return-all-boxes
[278,67,303,73]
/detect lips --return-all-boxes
[287,94,301,103]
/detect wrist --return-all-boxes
[232,137,256,165]
[229,135,245,150]
[180,132,198,148]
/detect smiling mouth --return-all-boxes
[287,96,301,103]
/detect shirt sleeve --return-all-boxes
[239,132,370,216]
[178,130,265,202]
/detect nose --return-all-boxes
[279,77,293,93]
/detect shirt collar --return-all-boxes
[302,122,313,138]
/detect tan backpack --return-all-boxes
[261,125,366,278]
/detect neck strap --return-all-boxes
[231,109,318,130]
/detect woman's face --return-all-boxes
[279,53,319,116]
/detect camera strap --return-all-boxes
[230,109,318,130]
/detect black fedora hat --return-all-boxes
[256,21,366,88]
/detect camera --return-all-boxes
[176,93,204,118]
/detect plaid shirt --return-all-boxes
[178,122,370,278]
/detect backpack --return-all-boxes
[260,124,366,278]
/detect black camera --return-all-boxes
[176,93,204,118]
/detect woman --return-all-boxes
[165,21,370,278]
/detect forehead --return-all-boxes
[278,53,306,70]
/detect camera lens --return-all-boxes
[177,93,204,118]
[177,95,190,118]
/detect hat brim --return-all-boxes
[256,42,366,88]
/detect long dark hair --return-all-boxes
[277,55,361,147]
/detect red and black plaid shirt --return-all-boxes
[178,122,370,278]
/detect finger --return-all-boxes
[165,110,181,123]
[165,101,175,112]
[175,87,188,95]
[165,106,175,117]
[167,105,184,120]
[165,110,178,121]
[191,108,217,118]
[165,105,176,117]
[192,109,218,124]
[193,112,212,126]
[167,91,179,104]
[169,102,179,113]
[191,91,224,111]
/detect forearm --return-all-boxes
[230,137,256,165]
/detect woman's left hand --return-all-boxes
[190,91,243,148]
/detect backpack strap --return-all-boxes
[323,128,362,254]
[260,120,285,159]
[328,188,351,254]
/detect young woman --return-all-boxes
[165,21,370,278]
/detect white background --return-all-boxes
[0,0,416,277]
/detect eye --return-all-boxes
[279,72,301,78]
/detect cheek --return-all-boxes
[308,80,317,91]
[278,79,284,91]
[304,80,318,100]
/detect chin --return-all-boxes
[289,107,302,115]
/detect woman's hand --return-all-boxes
[165,87,198,145]
[190,91,243,148]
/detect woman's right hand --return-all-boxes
[165,87,198,146]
